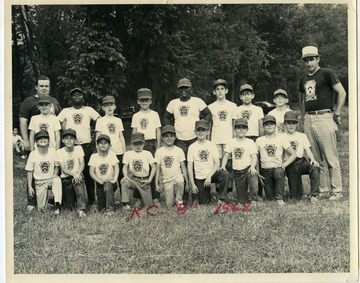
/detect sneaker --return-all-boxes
[54,209,60,215]
[153,199,161,207]
[88,204,98,212]
[78,210,87,218]
[310,196,318,203]
[21,155,26,159]
[134,200,142,208]
[176,202,186,210]
[106,210,115,216]
[27,205,35,212]
[277,200,285,206]
[329,193,343,201]
[190,200,199,208]
[123,204,131,211]
[217,199,225,205]
[319,192,330,198]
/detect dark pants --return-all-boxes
[234,167,259,202]
[261,167,285,200]
[246,136,263,197]
[96,182,117,211]
[116,154,124,185]
[61,176,87,210]
[286,157,320,199]
[24,149,37,207]
[80,143,95,205]
[192,169,229,204]
[143,140,160,200]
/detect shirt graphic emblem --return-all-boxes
[99,163,109,176]
[163,156,174,168]
[72,113,83,124]
[38,123,49,131]
[139,118,149,130]
[241,110,252,120]
[107,123,117,134]
[304,80,317,101]
[66,159,75,171]
[40,161,50,173]
[233,147,245,159]
[179,105,190,117]
[132,160,143,172]
[277,123,286,133]
[290,141,298,151]
[198,149,209,162]
[217,110,228,121]
[264,144,277,157]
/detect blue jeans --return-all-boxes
[261,168,285,200]
[234,167,259,202]
[304,113,342,193]
[96,182,117,211]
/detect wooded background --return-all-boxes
[11,4,348,126]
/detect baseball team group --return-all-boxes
[14,45,347,218]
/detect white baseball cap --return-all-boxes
[301,46,319,59]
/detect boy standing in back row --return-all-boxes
[268,89,292,134]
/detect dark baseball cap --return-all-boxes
[96,134,111,144]
[263,115,276,125]
[234,118,248,128]
[131,132,145,143]
[37,96,51,104]
[284,111,299,122]
[69,88,83,95]
[240,84,254,93]
[161,125,176,135]
[35,129,50,140]
[177,78,192,88]
[137,88,152,99]
[62,128,77,138]
[102,95,116,105]
[273,89,288,98]
[213,79,227,88]
[195,120,209,130]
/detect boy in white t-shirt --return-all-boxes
[155,125,189,208]
[25,130,62,214]
[221,118,259,204]
[88,134,119,215]
[267,89,292,134]
[256,115,297,205]
[28,96,61,151]
[283,111,320,202]
[121,132,156,208]
[56,129,87,218]
[187,120,230,205]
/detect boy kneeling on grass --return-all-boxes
[25,130,62,214]
[56,129,87,218]
[155,125,189,209]
[88,134,119,215]
[121,132,156,208]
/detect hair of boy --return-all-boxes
[131,132,145,143]
[35,129,50,140]
[177,78,192,88]
[301,46,319,59]
[96,134,111,144]
[69,88,84,96]
[102,95,116,105]
[195,119,209,130]
[36,75,50,85]
[273,89,288,98]
[234,118,248,128]
[62,128,77,139]
[161,125,176,136]
[239,84,254,94]
[284,111,299,122]
[262,115,276,125]
[37,96,51,104]
[213,79,227,89]
[137,88,152,99]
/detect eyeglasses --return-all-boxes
[303,57,316,63]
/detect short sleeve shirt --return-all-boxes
[19,95,62,120]
[187,140,219,179]
[208,100,237,144]
[58,107,100,144]
[283,132,311,159]
[155,146,185,181]
[28,114,61,149]
[166,97,207,140]
[123,150,155,178]
[256,136,291,169]
[95,116,125,155]
[25,148,57,180]
[12,135,22,146]
[267,107,292,134]
[56,146,85,178]
[224,138,257,170]
[233,104,264,137]
[131,110,161,140]
[88,152,119,182]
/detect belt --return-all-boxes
[305,109,332,115]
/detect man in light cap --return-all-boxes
[298,46,347,200]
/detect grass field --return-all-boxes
[10,108,352,276]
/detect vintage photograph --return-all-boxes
[5,1,357,282]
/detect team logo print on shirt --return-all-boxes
[38,123,49,131]
[264,144,277,157]
[277,123,286,133]
[233,147,245,159]
[241,110,252,120]
[304,80,317,102]
[132,160,143,172]
[107,123,117,134]
[139,118,149,130]
[290,141,298,151]
[198,149,209,162]
[39,161,50,173]
[163,156,174,168]
[217,110,228,121]
[72,113,83,124]
[179,105,190,117]
[99,163,109,176]
[66,159,75,171]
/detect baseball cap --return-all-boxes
[102,95,116,105]
[234,118,248,128]
[195,120,209,130]
[161,125,176,135]
[240,84,254,93]
[301,46,319,59]
[213,79,227,88]
[263,115,276,125]
[137,88,152,99]
[69,88,83,95]
[273,89,288,98]
[284,111,299,122]
[177,78,192,88]
[37,96,51,104]
[96,134,111,144]
[62,128,77,138]
[131,132,145,143]
[35,129,49,140]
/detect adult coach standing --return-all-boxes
[19,75,62,211]
[298,46,347,200]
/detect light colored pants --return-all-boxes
[162,173,184,208]
[34,177,62,210]
[121,176,153,207]
[304,113,342,193]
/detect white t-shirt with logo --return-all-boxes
[283,131,311,159]
[25,148,57,180]
[28,114,61,149]
[96,116,125,155]
[88,151,119,182]
[166,97,207,141]
[131,110,161,140]
[55,146,85,178]
[256,135,291,169]
[58,106,100,144]
[155,146,185,182]
[208,100,237,144]
[224,138,257,171]
[267,107,292,134]
[187,140,219,179]
[123,150,155,178]
[233,104,264,137]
